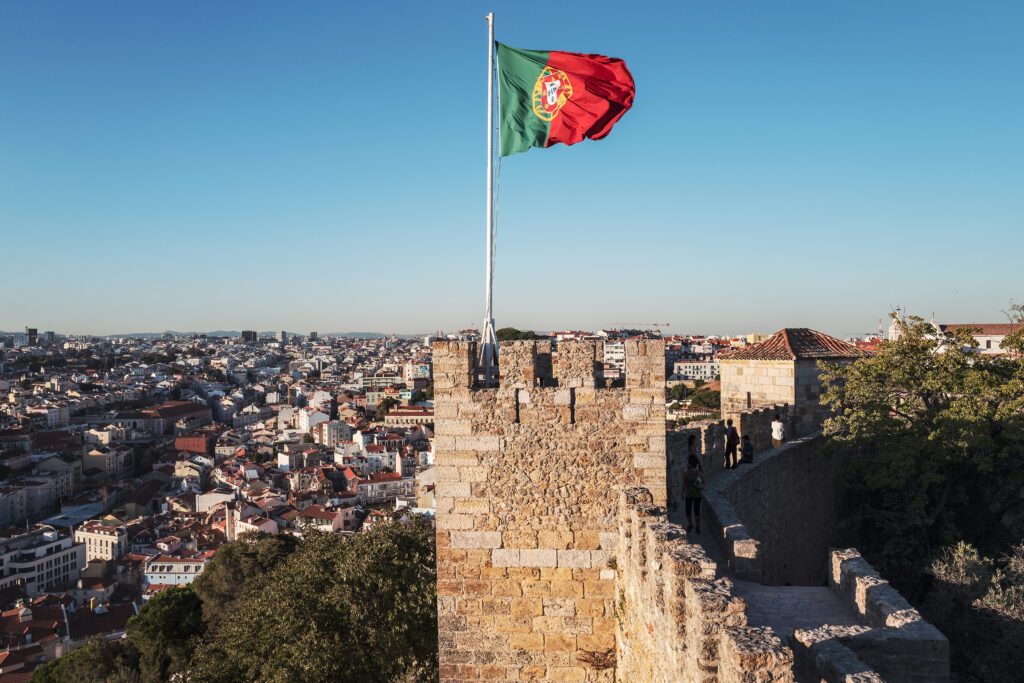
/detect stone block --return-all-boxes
[556,550,593,569]
[437,513,475,530]
[491,549,521,567]
[520,549,558,567]
[451,531,503,549]
[538,530,575,549]
[544,633,577,652]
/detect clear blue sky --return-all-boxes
[2,1,1021,337]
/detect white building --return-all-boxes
[672,359,720,381]
[939,323,1015,356]
[604,341,626,372]
[312,420,352,448]
[75,521,128,561]
[0,526,85,596]
[296,408,329,434]
[144,553,210,586]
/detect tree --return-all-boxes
[689,389,720,409]
[32,638,139,683]
[375,398,399,421]
[125,585,205,682]
[819,311,1024,588]
[410,390,428,405]
[495,327,537,341]
[923,541,1024,680]
[667,384,692,402]
[192,532,299,629]
[190,519,437,682]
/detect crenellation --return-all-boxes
[434,339,947,682]
[434,340,669,681]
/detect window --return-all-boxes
[986,340,992,349]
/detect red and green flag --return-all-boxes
[496,43,635,157]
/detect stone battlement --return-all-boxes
[616,488,794,682]
[432,340,949,682]
[433,340,667,682]
[433,339,664,392]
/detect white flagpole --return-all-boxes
[481,12,499,386]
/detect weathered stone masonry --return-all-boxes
[433,338,947,682]
[433,339,667,682]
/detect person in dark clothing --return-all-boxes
[687,433,699,461]
[740,434,754,464]
[683,454,703,533]
[724,419,740,469]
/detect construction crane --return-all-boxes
[610,322,671,336]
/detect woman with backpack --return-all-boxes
[683,454,704,533]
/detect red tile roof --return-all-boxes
[940,323,1015,336]
[720,328,874,361]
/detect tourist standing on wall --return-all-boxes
[725,419,740,468]
[771,414,786,448]
[683,454,703,533]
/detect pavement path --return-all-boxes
[668,469,861,643]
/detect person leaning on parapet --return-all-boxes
[740,434,753,465]
[683,454,704,533]
[771,413,786,448]
[724,419,740,469]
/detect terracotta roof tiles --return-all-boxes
[719,328,873,361]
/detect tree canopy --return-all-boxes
[689,389,721,410]
[495,327,537,341]
[32,521,436,683]
[190,520,437,682]
[820,312,1024,584]
[819,308,1024,681]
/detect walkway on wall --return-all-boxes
[668,471,861,642]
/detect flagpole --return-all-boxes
[481,12,499,386]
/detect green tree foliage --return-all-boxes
[821,308,1024,681]
[495,327,537,341]
[689,389,721,409]
[191,532,299,628]
[410,390,428,404]
[33,524,434,683]
[820,312,1024,587]
[923,542,1024,680]
[375,397,400,421]
[124,586,205,682]
[32,638,139,683]
[190,520,437,683]
[667,384,692,402]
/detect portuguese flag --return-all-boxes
[497,43,635,156]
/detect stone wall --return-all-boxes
[616,488,794,682]
[433,341,946,682]
[720,359,795,417]
[790,550,950,682]
[713,436,842,586]
[433,339,666,683]
[721,358,848,438]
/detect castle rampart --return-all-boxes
[433,339,949,682]
[433,339,666,682]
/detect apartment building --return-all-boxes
[0,526,85,596]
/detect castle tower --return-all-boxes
[432,338,666,682]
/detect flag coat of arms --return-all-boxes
[496,43,635,156]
